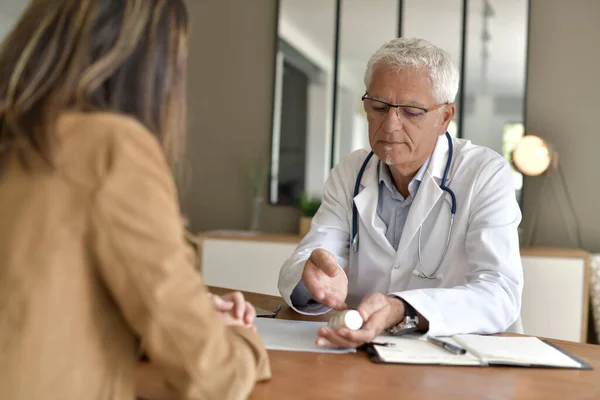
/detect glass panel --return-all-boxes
[332,0,399,165]
[270,0,337,205]
[462,0,529,201]
[403,0,464,135]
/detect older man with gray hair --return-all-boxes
[278,38,523,348]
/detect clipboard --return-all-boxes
[360,335,593,370]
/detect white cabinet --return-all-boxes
[198,234,591,342]
[520,248,590,342]
[198,231,300,297]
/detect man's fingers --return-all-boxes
[356,293,389,322]
[314,336,337,348]
[320,262,341,278]
[309,249,341,278]
[303,255,348,309]
[324,294,348,311]
[303,266,335,304]
[306,284,347,310]
[346,306,389,344]
[308,286,346,310]
[302,262,322,299]
[316,327,362,349]
[340,328,376,344]
[303,275,325,302]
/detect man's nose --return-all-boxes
[379,107,403,133]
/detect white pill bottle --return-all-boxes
[327,310,363,331]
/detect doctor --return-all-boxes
[278,38,523,348]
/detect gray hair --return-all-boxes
[364,38,460,104]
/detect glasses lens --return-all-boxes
[398,107,426,119]
[363,98,389,118]
[363,97,427,122]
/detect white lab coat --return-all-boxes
[278,135,523,337]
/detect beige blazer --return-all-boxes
[0,112,270,400]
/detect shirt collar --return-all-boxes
[378,156,431,196]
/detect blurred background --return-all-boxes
[1,0,595,250]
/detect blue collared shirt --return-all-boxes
[377,156,430,250]
[290,155,431,308]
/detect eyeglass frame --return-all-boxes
[361,92,449,118]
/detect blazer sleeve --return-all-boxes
[89,120,270,400]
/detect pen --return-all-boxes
[369,341,396,347]
[426,336,466,355]
[272,303,281,318]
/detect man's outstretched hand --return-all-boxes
[302,248,348,310]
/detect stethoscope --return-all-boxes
[350,132,457,280]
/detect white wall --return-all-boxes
[522,0,600,252]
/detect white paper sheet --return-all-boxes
[254,318,356,354]
[454,335,582,368]
[372,334,481,366]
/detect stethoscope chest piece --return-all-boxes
[351,234,358,253]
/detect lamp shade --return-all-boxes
[512,135,556,176]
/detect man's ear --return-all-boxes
[438,104,456,135]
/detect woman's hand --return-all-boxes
[135,291,258,400]
[209,291,257,330]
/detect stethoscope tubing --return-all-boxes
[351,132,457,279]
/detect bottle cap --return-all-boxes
[343,310,363,330]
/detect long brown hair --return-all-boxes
[0,0,189,170]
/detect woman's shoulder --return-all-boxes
[55,111,167,186]
[57,111,158,147]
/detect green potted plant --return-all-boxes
[299,193,321,237]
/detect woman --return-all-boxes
[0,1,270,400]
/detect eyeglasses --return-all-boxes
[361,92,448,122]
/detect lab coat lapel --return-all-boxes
[396,135,450,259]
[353,156,396,257]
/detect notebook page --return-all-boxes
[372,335,481,366]
[453,335,581,368]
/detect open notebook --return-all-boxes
[367,334,592,369]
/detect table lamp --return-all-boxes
[513,135,581,248]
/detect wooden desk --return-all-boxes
[210,287,600,400]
